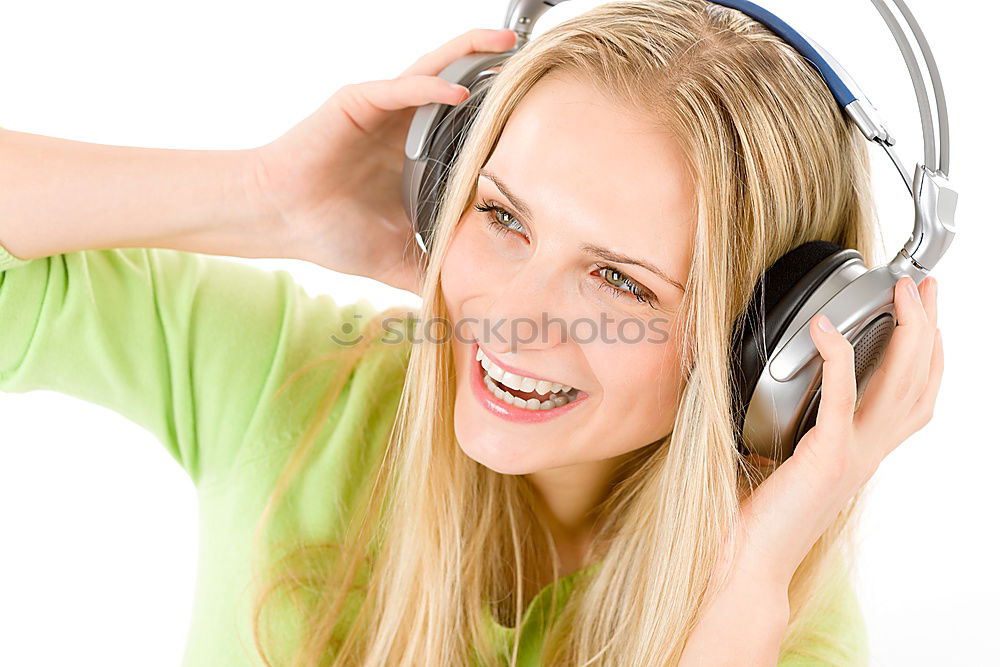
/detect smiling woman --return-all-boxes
[443,70,694,512]
[242,0,891,663]
[0,0,948,665]
[246,0,889,664]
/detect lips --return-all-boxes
[467,341,588,424]
[476,344,580,394]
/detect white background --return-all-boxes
[0,1,993,664]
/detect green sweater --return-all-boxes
[0,243,868,665]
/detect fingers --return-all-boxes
[399,28,518,78]
[332,28,517,133]
[906,276,941,430]
[854,277,932,428]
[333,75,470,131]
[908,328,944,431]
[809,313,858,439]
[921,276,939,332]
[910,277,938,399]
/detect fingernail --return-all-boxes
[930,277,938,299]
[818,314,835,332]
[450,83,468,93]
[906,277,919,301]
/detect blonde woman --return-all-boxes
[0,0,944,665]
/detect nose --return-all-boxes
[477,260,571,354]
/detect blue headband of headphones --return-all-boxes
[705,0,949,190]
[511,0,950,196]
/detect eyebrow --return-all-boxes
[479,168,535,221]
[477,167,686,293]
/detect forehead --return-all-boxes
[483,72,696,264]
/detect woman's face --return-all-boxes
[441,72,696,477]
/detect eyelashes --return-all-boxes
[474,200,526,237]
[472,199,658,307]
[594,266,655,305]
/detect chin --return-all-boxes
[453,403,542,476]
[458,436,534,475]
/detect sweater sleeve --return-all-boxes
[0,242,381,488]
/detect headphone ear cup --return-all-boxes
[411,74,496,254]
[729,240,858,459]
[793,308,894,444]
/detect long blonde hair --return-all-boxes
[249,1,883,664]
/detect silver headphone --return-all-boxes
[401,0,956,463]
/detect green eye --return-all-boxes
[596,266,655,305]
[474,201,527,237]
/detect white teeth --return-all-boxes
[501,371,522,391]
[476,345,580,400]
[481,367,579,411]
[487,363,505,382]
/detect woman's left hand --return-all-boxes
[731,274,943,590]
[679,275,943,666]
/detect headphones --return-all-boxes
[401,0,957,463]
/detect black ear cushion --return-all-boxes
[414,76,496,253]
[729,240,860,451]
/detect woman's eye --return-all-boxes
[595,266,656,306]
[474,200,657,308]
[474,201,527,239]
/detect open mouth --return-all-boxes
[476,344,583,411]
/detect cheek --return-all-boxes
[595,345,683,431]
[441,215,496,347]
[440,219,474,308]
[440,215,503,310]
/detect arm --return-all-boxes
[0,245,384,488]
[0,29,520,292]
[678,560,868,666]
[679,574,790,666]
[681,276,941,665]
[0,128,287,262]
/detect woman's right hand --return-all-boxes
[249,28,518,295]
